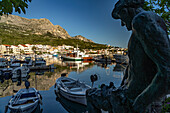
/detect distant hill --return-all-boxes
[0,15,107,50]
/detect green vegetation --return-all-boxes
[0,23,108,50]
[162,97,170,113]
[0,0,32,15]
[143,0,170,34]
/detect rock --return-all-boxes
[0,15,93,42]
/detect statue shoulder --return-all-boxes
[132,11,160,27]
[132,11,169,48]
[132,11,167,31]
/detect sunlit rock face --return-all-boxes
[0,15,93,42]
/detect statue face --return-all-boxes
[112,0,134,31]
[113,7,132,31]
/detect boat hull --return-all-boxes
[9,100,39,113]
[59,88,87,105]
[56,77,91,106]
[62,56,82,61]
[8,88,41,113]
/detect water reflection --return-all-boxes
[31,105,43,113]
[62,61,93,74]
[54,90,87,113]
[0,59,127,113]
[112,64,127,80]
[0,69,56,97]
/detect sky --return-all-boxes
[13,0,131,48]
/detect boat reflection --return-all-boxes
[112,64,127,80]
[0,68,56,97]
[54,90,87,113]
[96,62,116,69]
[62,61,92,74]
[31,104,43,113]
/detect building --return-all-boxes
[10,45,20,55]
[0,45,12,54]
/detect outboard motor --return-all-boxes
[90,74,98,88]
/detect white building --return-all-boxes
[0,45,12,54]
[18,44,33,54]
[10,45,20,55]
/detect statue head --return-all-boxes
[112,0,144,30]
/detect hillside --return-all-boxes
[0,15,107,50]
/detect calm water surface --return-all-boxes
[0,62,125,113]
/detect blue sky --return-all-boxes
[13,0,131,48]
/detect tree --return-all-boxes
[143,0,170,34]
[0,0,32,15]
[20,50,25,55]
[32,46,37,54]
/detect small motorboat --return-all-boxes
[0,68,13,80]
[0,58,8,68]
[34,58,46,67]
[10,59,21,68]
[23,57,33,67]
[12,66,30,79]
[55,77,91,105]
[8,88,42,113]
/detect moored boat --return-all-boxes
[12,66,30,79]
[55,77,91,105]
[1,68,13,79]
[23,57,33,67]
[8,88,42,113]
[34,58,46,66]
[10,59,21,68]
[62,52,82,61]
[0,58,8,68]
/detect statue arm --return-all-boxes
[121,65,129,86]
[132,12,170,112]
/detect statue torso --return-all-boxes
[126,32,157,99]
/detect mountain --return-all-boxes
[0,14,93,42]
[72,35,93,42]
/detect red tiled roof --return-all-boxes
[3,45,11,47]
[20,44,28,47]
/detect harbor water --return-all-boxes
[0,60,126,113]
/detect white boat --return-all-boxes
[10,59,21,68]
[23,57,33,67]
[8,88,42,113]
[35,58,46,66]
[12,66,30,79]
[0,58,8,68]
[1,68,13,79]
[62,52,82,61]
[55,77,91,105]
[62,45,82,61]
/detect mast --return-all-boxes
[77,44,79,57]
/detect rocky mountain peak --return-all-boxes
[73,35,93,43]
[0,14,93,42]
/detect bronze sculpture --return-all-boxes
[86,0,170,112]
